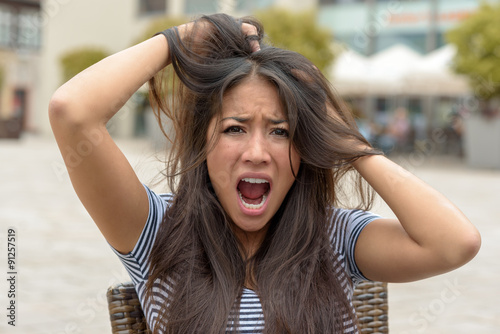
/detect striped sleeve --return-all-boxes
[329,208,381,284]
[110,185,172,285]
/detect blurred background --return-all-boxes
[0,0,499,333]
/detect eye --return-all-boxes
[223,125,244,134]
[271,127,289,137]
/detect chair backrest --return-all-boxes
[107,282,151,334]
[352,281,389,333]
[107,281,388,333]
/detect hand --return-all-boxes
[174,17,260,53]
[241,22,261,52]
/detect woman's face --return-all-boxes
[206,76,300,251]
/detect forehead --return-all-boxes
[221,76,286,119]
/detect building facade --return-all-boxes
[317,0,491,155]
[34,0,317,137]
[0,0,41,138]
[318,0,481,56]
[22,0,488,146]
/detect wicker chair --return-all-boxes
[107,281,388,333]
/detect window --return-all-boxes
[319,0,364,4]
[0,5,13,47]
[184,0,217,14]
[376,97,389,113]
[408,97,422,115]
[377,33,427,54]
[235,0,275,12]
[0,4,40,50]
[18,9,41,49]
[138,0,166,15]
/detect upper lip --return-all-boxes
[236,172,272,190]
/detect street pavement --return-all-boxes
[0,135,499,333]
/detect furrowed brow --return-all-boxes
[221,116,249,122]
[220,116,288,124]
[270,119,288,125]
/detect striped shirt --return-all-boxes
[111,185,380,333]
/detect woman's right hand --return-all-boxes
[174,17,261,53]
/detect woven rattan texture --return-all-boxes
[107,283,152,334]
[352,281,389,334]
[107,281,388,333]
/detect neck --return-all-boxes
[232,225,268,291]
[235,229,265,259]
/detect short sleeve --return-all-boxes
[110,185,173,285]
[329,208,381,285]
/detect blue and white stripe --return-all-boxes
[111,185,380,333]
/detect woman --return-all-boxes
[49,13,480,333]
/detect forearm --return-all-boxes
[353,155,480,265]
[49,34,169,127]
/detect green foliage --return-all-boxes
[134,16,188,99]
[133,11,336,97]
[255,8,335,73]
[59,47,109,83]
[447,2,500,100]
[134,16,187,44]
[0,65,4,92]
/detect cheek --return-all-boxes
[206,143,234,193]
[209,168,232,193]
[275,148,300,194]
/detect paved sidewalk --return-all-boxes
[0,135,498,333]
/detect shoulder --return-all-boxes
[144,186,174,210]
[328,207,382,283]
[328,208,381,236]
[328,207,381,253]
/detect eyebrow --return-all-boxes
[221,116,288,124]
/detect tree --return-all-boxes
[59,47,109,84]
[136,11,335,74]
[0,65,4,93]
[447,3,500,102]
[133,11,336,98]
[133,15,188,102]
[255,8,335,73]
[134,16,187,45]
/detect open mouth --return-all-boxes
[237,178,270,210]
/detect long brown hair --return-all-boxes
[146,13,381,333]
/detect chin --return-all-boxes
[231,215,270,236]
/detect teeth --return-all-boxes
[241,178,269,184]
[239,191,267,210]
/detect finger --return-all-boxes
[245,35,260,53]
[241,22,258,36]
[249,39,261,52]
[242,23,261,52]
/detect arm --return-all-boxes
[49,20,260,254]
[353,155,481,282]
[49,34,170,254]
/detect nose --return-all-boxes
[241,131,271,165]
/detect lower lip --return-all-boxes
[237,190,270,216]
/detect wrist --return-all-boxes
[352,153,383,171]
